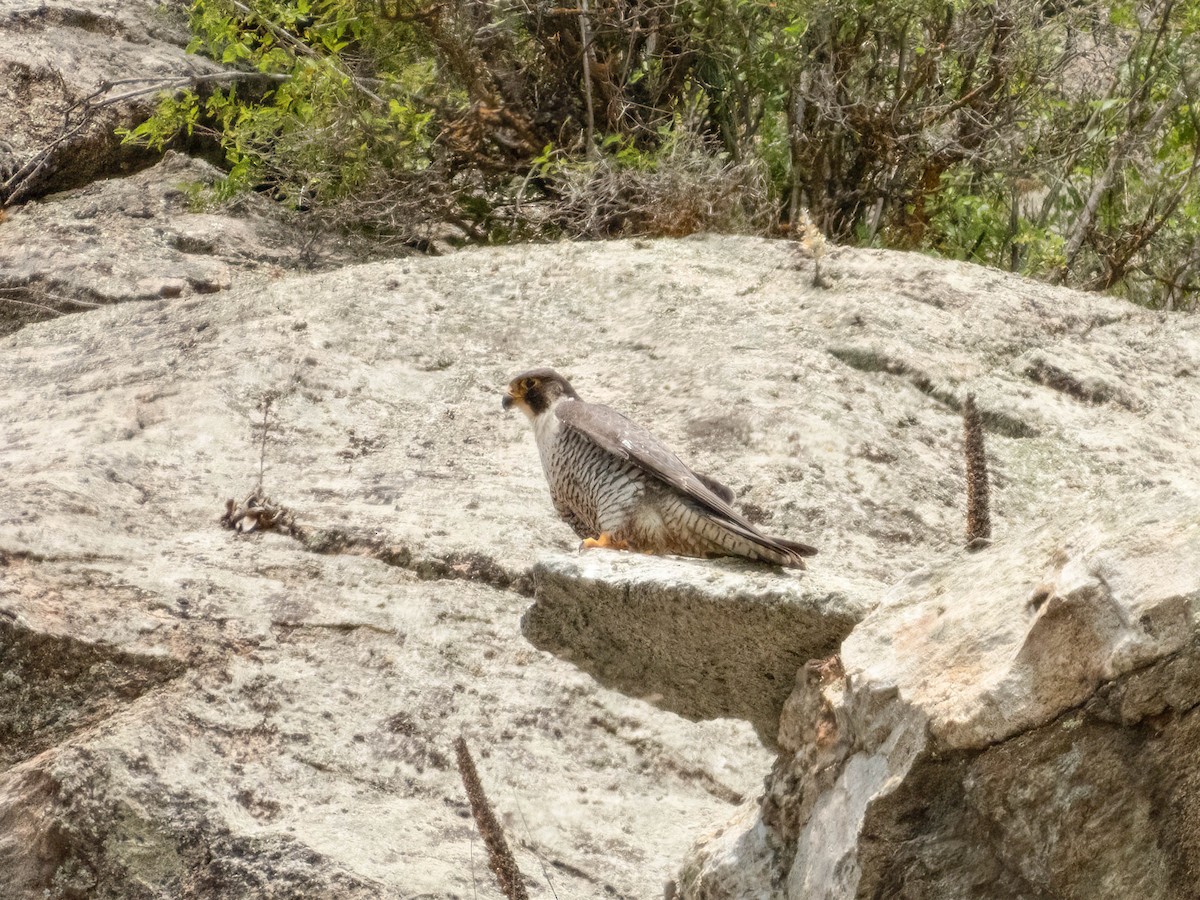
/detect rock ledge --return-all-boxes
[524,553,876,745]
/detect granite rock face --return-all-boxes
[0,152,353,335]
[670,248,1200,899]
[1,235,1197,897]
[525,554,874,746]
[0,1,347,336]
[0,0,216,204]
[680,507,1200,900]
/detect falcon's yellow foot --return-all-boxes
[580,532,631,552]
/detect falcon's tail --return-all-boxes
[715,518,818,569]
[775,536,819,557]
[747,534,818,569]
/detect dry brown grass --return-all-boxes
[545,140,774,240]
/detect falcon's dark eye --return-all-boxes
[522,378,537,391]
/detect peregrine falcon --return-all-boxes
[503,368,817,568]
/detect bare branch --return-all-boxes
[454,737,529,900]
[578,0,597,157]
[1054,83,1183,283]
[1,71,289,207]
[963,394,992,549]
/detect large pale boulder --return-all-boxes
[1,234,1197,897]
[0,153,352,335]
[670,250,1200,898]
[681,506,1200,899]
[1,235,870,898]
[0,2,347,335]
[0,0,219,203]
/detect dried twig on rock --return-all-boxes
[454,736,529,900]
[963,394,992,549]
[255,392,277,493]
[221,389,297,535]
[221,493,295,534]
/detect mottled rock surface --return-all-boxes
[2,235,1198,897]
[0,2,356,335]
[683,511,1200,899]
[0,0,215,203]
[526,554,874,745]
[0,153,353,334]
[673,246,1200,899]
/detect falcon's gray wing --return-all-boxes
[555,399,817,558]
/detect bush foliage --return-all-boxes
[125,0,1200,309]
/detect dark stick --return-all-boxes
[963,393,992,548]
[454,737,529,900]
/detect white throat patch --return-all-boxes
[533,398,565,444]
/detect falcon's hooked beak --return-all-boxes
[502,382,523,413]
[502,379,530,419]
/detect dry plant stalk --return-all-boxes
[221,389,297,535]
[798,208,830,288]
[255,392,275,493]
[454,736,529,900]
[963,394,992,548]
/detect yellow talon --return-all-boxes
[580,532,630,551]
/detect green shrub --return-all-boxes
[123,0,1199,309]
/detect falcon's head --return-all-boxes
[502,368,580,420]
